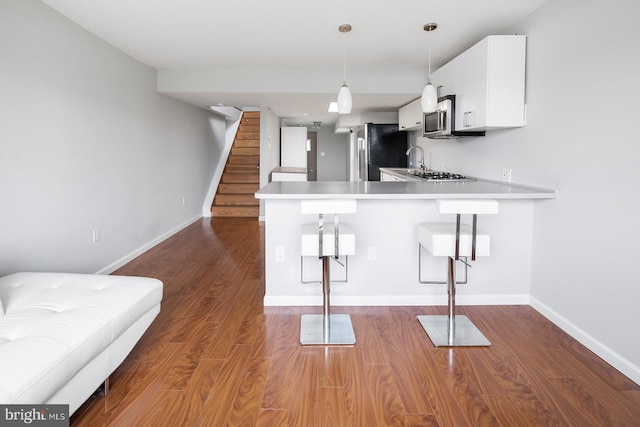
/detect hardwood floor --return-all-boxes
[71,217,640,426]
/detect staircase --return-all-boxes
[211,111,260,218]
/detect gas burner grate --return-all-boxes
[410,171,475,181]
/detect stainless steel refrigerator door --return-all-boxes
[357,136,368,181]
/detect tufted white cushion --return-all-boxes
[0,272,163,405]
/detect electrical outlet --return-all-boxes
[92,228,100,243]
[502,168,512,183]
[367,246,376,260]
[275,246,285,262]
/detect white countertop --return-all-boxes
[255,179,556,200]
[271,166,307,174]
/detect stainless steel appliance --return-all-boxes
[352,123,408,181]
[423,95,485,139]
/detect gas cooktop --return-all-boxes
[410,170,476,181]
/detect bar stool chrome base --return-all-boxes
[300,313,356,345]
[299,199,357,346]
[417,314,490,347]
[416,198,499,348]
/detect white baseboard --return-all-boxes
[263,293,530,307]
[530,296,640,386]
[95,215,202,275]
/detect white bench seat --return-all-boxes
[0,272,163,414]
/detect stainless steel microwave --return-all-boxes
[423,95,485,139]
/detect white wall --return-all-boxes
[414,0,640,383]
[0,0,222,275]
[258,107,281,218]
[316,127,349,181]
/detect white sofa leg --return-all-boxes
[92,378,109,397]
[100,378,110,397]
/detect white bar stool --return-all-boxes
[417,199,498,347]
[300,199,356,345]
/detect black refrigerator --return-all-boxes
[354,123,408,181]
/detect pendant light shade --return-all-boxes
[421,23,438,113]
[337,83,352,114]
[421,82,437,113]
[337,24,352,115]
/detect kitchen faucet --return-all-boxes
[406,145,425,171]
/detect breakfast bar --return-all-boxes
[255,179,555,307]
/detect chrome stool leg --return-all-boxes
[447,256,456,345]
[417,254,491,347]
[417,200,497,347]
[300,255,355,345]
[323,255,330,343]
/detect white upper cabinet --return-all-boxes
[398,98,423,131]
[438,60,456,98]
[433,35,526,131]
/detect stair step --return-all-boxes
[210,110,261,218]
[224,163,258,170]
[211,205,259,218]
[228,155,259,165]
[233,140,260,149]
[235,131,260,140]
[218,183,259,194]
[214,194,259,206]
[222,173,259,183]
[238,123,259,130]
[231,146,260,156]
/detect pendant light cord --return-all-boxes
[423,23,437,85]
[343,44,347,85]
[427,34,432,84]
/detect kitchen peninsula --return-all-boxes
[255,179,555,307]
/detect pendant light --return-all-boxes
[337,24,352,114]
[421,23,438,113]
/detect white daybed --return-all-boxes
[0,272,163,414]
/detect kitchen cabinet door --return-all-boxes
[399,98,423,131]
[455,38,488,130]
[454,35,526,131]
[438,60,456,97]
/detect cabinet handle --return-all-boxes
[415,121,421,125]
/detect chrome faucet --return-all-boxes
[406,145,425,171]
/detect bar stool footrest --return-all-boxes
[417,315,491,347]
[300,314,356,345]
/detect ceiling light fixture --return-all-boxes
[421,23,438,113]
[337,24,353,115]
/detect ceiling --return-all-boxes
[41,0,550,127]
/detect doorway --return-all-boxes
[306,131,317,181]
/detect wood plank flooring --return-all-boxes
[71,217,640,426]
